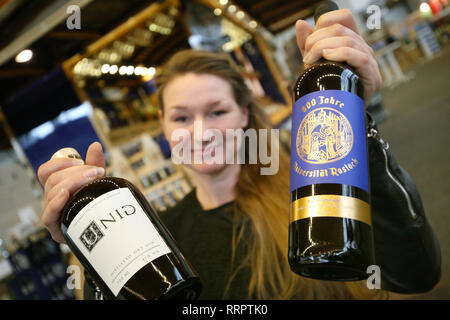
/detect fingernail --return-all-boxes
[72,159,85,166]
[58,188,67,198]
[85,167,105,179]
[98,167,105,176]
[303,52,312,64]
[323,48,334,55]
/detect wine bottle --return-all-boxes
[288,1,375,281]
[55,148,202,299]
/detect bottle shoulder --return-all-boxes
[61,177,137,227]
[297,60,355,78]
[293,60,363,100]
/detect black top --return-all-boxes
[159,189,251,299]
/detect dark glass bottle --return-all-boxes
[59,151,201,300]
[288,2,375,281]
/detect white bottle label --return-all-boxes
[67,187,171,296]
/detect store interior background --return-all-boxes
[0,0,448,299]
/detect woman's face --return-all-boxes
[160,73,249,174]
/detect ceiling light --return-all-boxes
[15,49,33,63]
[109,65,118,74]
[419,2,431,13]
[249,20,258,28]
[134,66,143,75]
[101,64,110,73]
[126,65,134,75]
[147,67,155,77]
[119,66,127,75]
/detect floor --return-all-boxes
[375,46,450,299]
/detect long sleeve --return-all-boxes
[368,121,441,294]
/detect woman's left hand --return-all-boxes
[295,9,382,103]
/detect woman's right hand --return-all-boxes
[37,142,106,243]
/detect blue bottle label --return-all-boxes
[290,90,369,193]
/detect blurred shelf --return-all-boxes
[143,171,184,194]
[108,120,162,145]
[269,105,292,126]
[127,150,145,164]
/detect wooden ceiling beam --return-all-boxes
[0,68,46,78]
[247,0,280,14]
[268,7,313,33]
[0,0,93,66]
[0,0,58,47]
[134,32,172,65]
[47,30,101,40]
[135,13,189,66]
[62,0,179,73]
[150,31,187,66]
[258,1,311,24]
[0,0,14,10]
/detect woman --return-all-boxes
[37,10,440,299]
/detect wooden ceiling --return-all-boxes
[0,0,155,104]
[0,0,317,99]
[0,0,317,148]
[238,0,315,33]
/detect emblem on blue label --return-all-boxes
[297,107,353,164]
[290,90,369,193]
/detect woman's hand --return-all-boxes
[37,142,106,243]
[295,9,382,102]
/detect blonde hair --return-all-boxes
[156,49,387,300]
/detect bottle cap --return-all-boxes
[314,1,339,23]
[51,148,83,162]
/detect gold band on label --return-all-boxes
[291,195,372,226]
